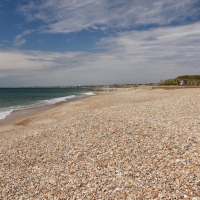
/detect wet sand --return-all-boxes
[0,89,200,199]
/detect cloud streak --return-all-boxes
[14,30,34,47]
[1,22,200,86]
[17,0,200,34]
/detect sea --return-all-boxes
[0,87,94,120]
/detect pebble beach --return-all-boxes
[0,88,200,199]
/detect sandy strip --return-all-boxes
[0,89,200,199]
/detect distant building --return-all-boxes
[179,80,186,85]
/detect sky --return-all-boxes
[0,0,200,87]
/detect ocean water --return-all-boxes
[0,87,94,120]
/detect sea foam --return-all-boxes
[0,109,13,120]
[83,92,95,95]
[39,95,76,105]
[0,93,95,120]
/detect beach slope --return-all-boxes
[0,89,200,199]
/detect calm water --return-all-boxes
[0,87,93,119]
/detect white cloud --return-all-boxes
[95,22,200,79]
[17,0,200,34]
[14,30,34,47]
[1,22,200,86]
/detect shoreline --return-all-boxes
[0,93,96,131]
[0,88,200,198]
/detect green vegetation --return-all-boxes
[160,75,200,86]
[110,84,134,88]
[176,75,200,80]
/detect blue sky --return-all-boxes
[0,0,200,86]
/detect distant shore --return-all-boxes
[0,88,200,199]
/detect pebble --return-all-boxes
[0,88,200,199]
